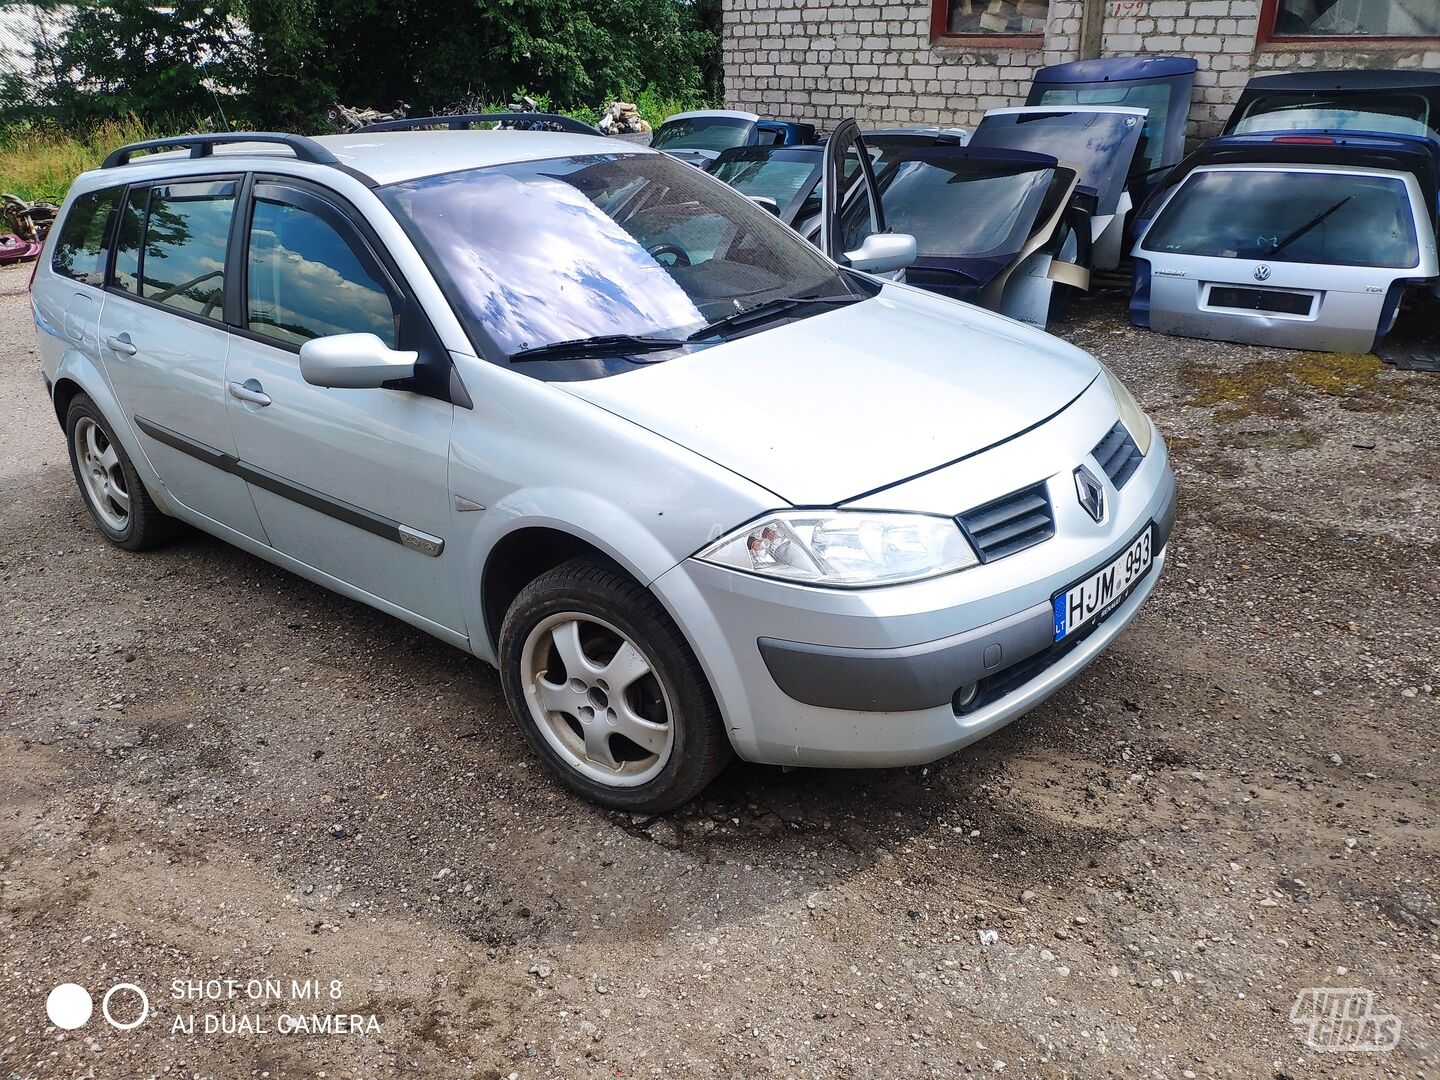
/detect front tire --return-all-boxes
[499,557,731,812]
[65,394,180,551]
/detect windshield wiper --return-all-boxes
[509,333,688,363]
[685,292,863,341]
[1268,196,1354,257]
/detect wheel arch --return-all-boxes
[480,526,617,656]
[49,353,170,510]
[51,375,86,429]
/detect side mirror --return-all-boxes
[299,333,418,389]
[844,232,917,274]
[746,195,781,217]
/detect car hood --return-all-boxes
[559,284,1100,506]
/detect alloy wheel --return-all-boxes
[519,612,675,787]
[73,417,130,532]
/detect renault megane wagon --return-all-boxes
[31,125,1175,810]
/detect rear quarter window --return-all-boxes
[51,188,123,286]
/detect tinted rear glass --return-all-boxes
[1143,169,1419,269]
[846,156,1055,258]
[969,111,1142,214]
[1233,92,1435,141]
[708,156,818,210]
[652,117,755,152]
[52,187,122,286]
[1034,85,1171,172]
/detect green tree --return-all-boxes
[33,0,248,124]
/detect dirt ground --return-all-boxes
[1,257,1437,1079]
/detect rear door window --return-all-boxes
[1143,169,1420,269]
[51,187,122,286]
[138,180,236,319]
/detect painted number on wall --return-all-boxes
[1108,1,1147,14]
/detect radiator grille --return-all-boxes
[1092,421,1143,490]
[956,482,1055,563]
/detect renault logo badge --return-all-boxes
[1254,264,1272,282]
[1074,465,1105,523]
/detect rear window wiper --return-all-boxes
[685,292,863,341]
[509,333,689,363]
[1268,196,1354,257]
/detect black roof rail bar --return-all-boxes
[357,112,599,135]
[101,132,343,169]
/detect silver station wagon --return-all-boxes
[31,126,1175,810]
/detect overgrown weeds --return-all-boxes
[0,92,709,204]
[0,116,209,203]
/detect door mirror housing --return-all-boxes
[844,232,917,274]
[746,195,781,216]
[299,334,418,389]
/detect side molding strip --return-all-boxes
[133,415,445,556]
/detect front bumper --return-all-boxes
[652,432,1175,768]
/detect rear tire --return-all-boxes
[499,557,732,812]
[65,394,181,551]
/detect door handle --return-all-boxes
[105,333,137,356]
[228,379,272,407]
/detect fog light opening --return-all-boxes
[952,682,979,713]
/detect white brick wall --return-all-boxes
[722,0,1436,142]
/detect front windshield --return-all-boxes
[1143,169,1419,268]
[969,111,1143,214]
[1233,92,1435,141]
[844,155,1054,258]
[651,117,755,152]
[380,152,851,357]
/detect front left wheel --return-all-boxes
[498,557,732,812]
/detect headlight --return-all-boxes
[697,511,978,587]
[1100,363,1153,455]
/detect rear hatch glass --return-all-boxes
[1232,91,1436,142]
[1143,169,1420,269]
[844,153,1055,259]
[968,110,1143,215]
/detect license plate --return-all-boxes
[1052,526,1153,643]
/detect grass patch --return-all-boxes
[1180,351,1385,420]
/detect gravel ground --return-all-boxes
[1,257,1437,1079]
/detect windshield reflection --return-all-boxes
[381,153,847,359]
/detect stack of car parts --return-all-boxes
[706,124,1086,330]
[2,192,58,246]
[1130,70,1440,355]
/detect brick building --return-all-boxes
[722,0,1440,142]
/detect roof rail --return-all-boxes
[102,132,342,169]
[357,112,599,135]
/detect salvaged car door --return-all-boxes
[820,119,887,265]
[981,165,1088,327]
